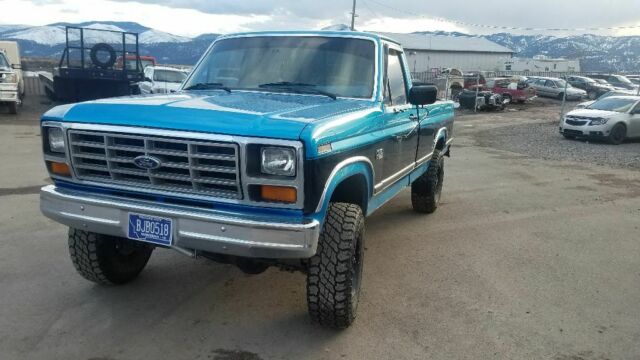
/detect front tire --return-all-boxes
[307,203,365,329]
[68,228,154,285]
[608,123,626,145]
[411,149,444,214]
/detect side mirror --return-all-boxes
[11,64,21,70]
[409,85,438,106]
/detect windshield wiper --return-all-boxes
[183,82,231,93]
[258,82,337,100]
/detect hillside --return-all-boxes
[2,21,640,71]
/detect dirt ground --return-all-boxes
[0,96,639,360]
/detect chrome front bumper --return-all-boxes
[0,83,19,103]
[40,185,320,259]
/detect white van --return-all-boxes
[0,41,24,114]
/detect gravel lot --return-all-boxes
[475,121,640,170]
[1,96,640,360]
[457,98,640,170]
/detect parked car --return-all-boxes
[586,74,638,90]
[38,31,455,329]
[430,68,464,99]
[138,66,188,94]
[486,77,536,103]
[560,95,640,144]
[463,71,487,89]
[116,55,157,70]
[564,75,614,100]
[625,75,640,85]
[574,90,635,109]
[458,89,507,111]
[0,41,24,114]
[529,77,587,100]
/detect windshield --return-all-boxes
[184,36,376,99]
[0,53,9,68]
[154,70,187,83]
[588,97,637,112]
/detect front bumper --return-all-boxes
[40,185,320,259]
[559,122,612,138]
[0,83,19,103]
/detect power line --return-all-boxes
[365,0,640,33]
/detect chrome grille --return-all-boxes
[68,130,241,199]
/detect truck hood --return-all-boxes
[42,91,375,140]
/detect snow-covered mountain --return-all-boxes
[1,21,190,45]
[416,31,640,72]
[1,21,640,71]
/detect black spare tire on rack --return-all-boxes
[90,43,117,69]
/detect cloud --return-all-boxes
[2,0,640,36]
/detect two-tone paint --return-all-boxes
[40,30,455,257]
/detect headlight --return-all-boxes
[2,73,17,83]
[589,118,609,126]
[261,147,296,176]
[47,127,65,153]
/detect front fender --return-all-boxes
[311,157,374,222]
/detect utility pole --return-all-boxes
[350,0,357,31]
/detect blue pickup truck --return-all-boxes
[40,31,455,328]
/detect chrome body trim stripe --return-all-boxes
[416,151,434,167]
[374,162,415,194]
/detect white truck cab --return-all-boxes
[0,41,24,114]
[138,66,187,94]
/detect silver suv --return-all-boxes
[530,77,586,100]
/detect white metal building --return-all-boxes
[498,56,581,72]
[376,32,514,73]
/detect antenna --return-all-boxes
[350,0,358,31]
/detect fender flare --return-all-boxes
[313,156,375,215]
[433,127,448,151]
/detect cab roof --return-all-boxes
[215,30,401,46]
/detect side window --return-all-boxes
[536,79,546,86]
[545,80,555,87]
[384,49,408,106]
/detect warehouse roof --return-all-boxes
[375,32,514,54]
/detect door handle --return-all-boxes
[394,125,418,141]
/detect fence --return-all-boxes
[23,74,45,96]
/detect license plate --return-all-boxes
[127,213,173,246]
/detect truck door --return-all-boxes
[376,46,419,192]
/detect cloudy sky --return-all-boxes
[1,0,640,37]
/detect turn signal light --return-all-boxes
[49,161,71,176]
[260,185,297,203]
